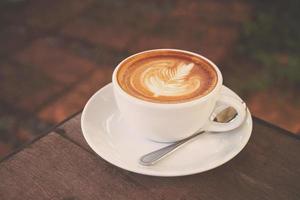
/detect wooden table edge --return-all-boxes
[0,110,82,163]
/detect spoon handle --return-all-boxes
[139,131,205,166]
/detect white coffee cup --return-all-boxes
[112,49,246,142]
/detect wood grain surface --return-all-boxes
[0,133,157,200]
[0,113,300,200]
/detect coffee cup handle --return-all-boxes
[203,93,247,132]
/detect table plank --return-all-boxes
[57,113,91,151]
[57,113,300,200]
[0,132,158,200]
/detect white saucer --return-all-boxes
[81,83,252,177]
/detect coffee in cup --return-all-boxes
[116,50,218,103]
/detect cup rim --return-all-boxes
[112,49,223,109]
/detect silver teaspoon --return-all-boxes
[139,107,241,166]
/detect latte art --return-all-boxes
[142,62,200,97]
[117,50,218,103]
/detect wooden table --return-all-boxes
[0,112,299,200]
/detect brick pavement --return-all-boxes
[0,0,298,159]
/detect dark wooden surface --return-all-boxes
[0,113,300,200]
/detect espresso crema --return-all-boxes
[117,50,218,103]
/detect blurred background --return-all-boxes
[0,0,299,159]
